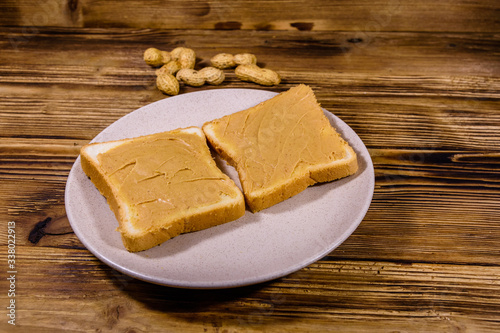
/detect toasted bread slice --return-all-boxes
[202,84,358,212]
[80,126,245,252]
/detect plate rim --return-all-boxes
[65,87,374,289]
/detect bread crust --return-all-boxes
[202,84,358,212]
[80,127,245,252]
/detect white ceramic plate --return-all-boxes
[65,88,374,289]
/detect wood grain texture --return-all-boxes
[1,29,498,149]
[0,246,499,332]
[1,2,500,331]
[2,160,499,265]
[1,0,499,33]
[2,29,498,76]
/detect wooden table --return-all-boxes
[1,1,499,332]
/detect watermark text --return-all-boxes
[6,221,16,326]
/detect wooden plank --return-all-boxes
[1,83,498,149]
[0,0,82,28]
[1,148,499,265]
[1,30,499,148]
[0,86,154,140]
[2,29,498,76]
[0,246,499,332]
[0,0,499,33]
[0,138,83,182]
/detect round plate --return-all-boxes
[65,88,374,289]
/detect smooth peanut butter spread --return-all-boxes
[97,130,236,230]
[208,84,348,193]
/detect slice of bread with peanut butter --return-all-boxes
[202,84,358,212]
[80,126,245,252]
